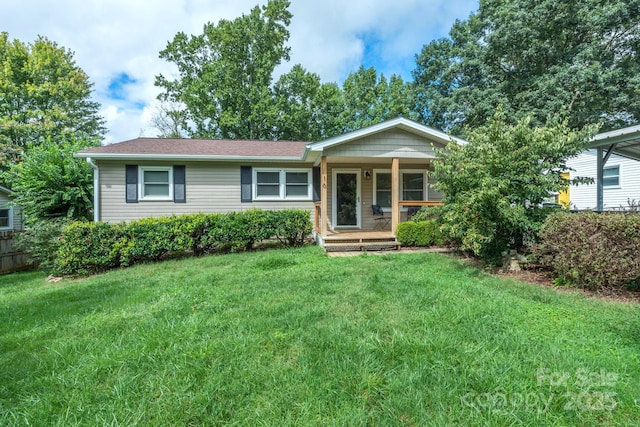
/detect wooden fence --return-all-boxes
[0,231,32,274]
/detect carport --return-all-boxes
[587,125,640,211]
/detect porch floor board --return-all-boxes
[322,230,395,241]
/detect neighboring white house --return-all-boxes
[0,185,23,231]
[567,150,640,210]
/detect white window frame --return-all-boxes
[139,166,173,201]
[253,168,312,201]
[603,165,621,188]
[373,169,428,210]
[0,205,13,230]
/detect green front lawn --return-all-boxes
[1,246,639,425]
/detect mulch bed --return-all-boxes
[453,252,640,305]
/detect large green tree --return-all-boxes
[431,107,598,263]
[154,2,419,142]
[272,64,345,141]
[0,33,104,166]
[341,66,417,132]
[156,0,292,140]
[413,0,640,135]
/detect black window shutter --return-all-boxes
[173,165,186,203]
[240,166,252,203]
[312,167,321,202]
[125,165,138,203]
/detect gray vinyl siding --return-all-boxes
[98,160,315,222]
[567,150,640,210]
[324,129,445,159]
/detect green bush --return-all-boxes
[12,219,72,272]
[56,221,125,275]
[396,220,444,247]
[118,216,197,266]
[536,211,640,291]
[53,209,312,275]
[430,107,597,264]
[410,206,442,222]
[270,209,312,246]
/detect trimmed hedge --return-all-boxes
[396,220,444,247]
[536,211,640,291]
[55,209,311,275]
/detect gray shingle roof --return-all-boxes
[77,138,310,159]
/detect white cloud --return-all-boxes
[2,0,477,143]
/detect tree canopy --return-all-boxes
[413,0,640,135]
[0,32,104,166]
[154,1,417,141]
[341,66,417,132]
[271,64,345,141]
[0,33,102,221]
[156,0,293,140]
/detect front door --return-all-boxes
[333,169,361,228]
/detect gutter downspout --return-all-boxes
[86,157,100,222]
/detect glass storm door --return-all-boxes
[334,170,360,228]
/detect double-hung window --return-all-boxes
[139,167,173,201]
[254,168,311,200]
[256,171,281,197]
[402,172,425,201]
[373,172,392,208]
[285,171,310,198]
[603,165,620,187]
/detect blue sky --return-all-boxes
[2,0,478,143]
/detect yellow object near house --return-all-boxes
[558,172,570,208]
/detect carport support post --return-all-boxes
[391,157,399,234]
[596,146,604,212]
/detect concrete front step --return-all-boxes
[324,241,400,252]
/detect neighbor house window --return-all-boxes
[139,167,173,200]
[603,165,620,187]
[0,207,12,230]
[402,172,425,201]
[373,171,392,208]
[254,168,311,200]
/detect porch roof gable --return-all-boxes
[305,117,467,155]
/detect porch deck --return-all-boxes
[322,230,395,240]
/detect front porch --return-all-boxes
[303,118,458,252]
[314,201,443,252]
[313,179,444,251]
